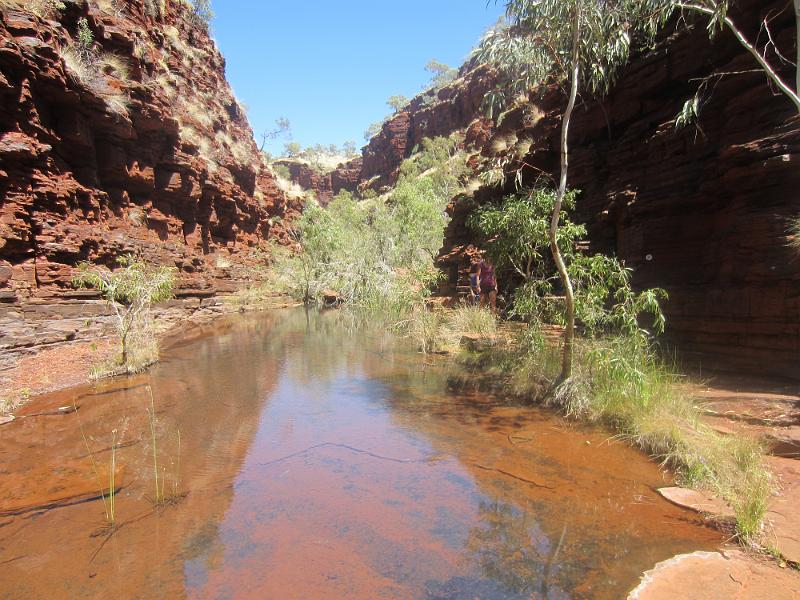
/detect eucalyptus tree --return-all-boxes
[387,95,410,112]
[476,0,666,381]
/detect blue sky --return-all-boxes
[212,1,504,155]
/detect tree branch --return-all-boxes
[678,2,800,112]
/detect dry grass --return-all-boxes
[459,330,773,544]
[153,73,177,100]
[100,53,130,81]
[144,0,164,19]
[92,0,125,18]
[489,131,518,155]
[0,0,67,18]
[273,171,307,201]
[183,98,215,130]
[61,47,130,116]
[179,122,200,146]
[61,46,92,85]
[231,139,256,168]
[133,40,148,62]
[197,137,218,172]
[397,305,497,355]
[90,327,159,378]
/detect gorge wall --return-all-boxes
[0,0,297,365]
[0,0,297,300]
[326,0,800,379]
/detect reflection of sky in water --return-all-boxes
[181,311,573,598]
[177,310,713,599]
[0,309,719,599]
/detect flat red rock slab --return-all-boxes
[658,487,734,519]
[764,427,800,458]
[628,550,800,599]
[765,456,800,563]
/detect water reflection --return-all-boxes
[0,308,720,599]
[464,501,569,598]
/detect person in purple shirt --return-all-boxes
[478,257,498,315]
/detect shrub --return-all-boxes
[270,138,467,315]
[469,187,666,336]
[272,164,291,180]
[189,0,213,28]
[73,256,176,375]
[76,17,93,57]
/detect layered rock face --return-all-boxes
[334,0,800,378]
[493,0,799,378]
[274,156,361,205]
[0,0,291,308]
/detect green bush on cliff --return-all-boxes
[190,0,214,28]
[73,256,176,376]
[270,137,466,314]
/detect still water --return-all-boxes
[0,309,719,599]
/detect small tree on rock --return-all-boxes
[387,95,409,112]
[425,59,458,89]
[190,0,214,28]
[74,256,176,374]
[283,141,302,158]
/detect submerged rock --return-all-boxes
[657,487,734,520]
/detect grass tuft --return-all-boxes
[458,327,772,543]
[61,47,131,116]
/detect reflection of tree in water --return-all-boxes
[266,308,429,387]
[464,501,571,599]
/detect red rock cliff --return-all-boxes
[0,0,291,304]
[334,0,800,379]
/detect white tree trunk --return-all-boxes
[795,0,800,94]
[551,12,581,382]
